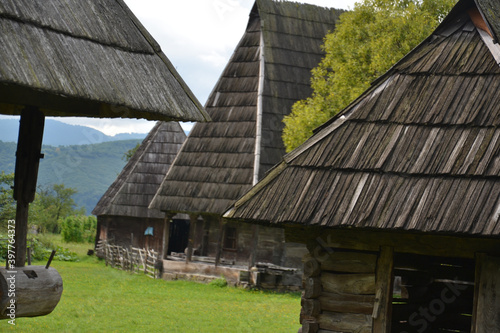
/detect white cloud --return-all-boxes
[1,1,356,136]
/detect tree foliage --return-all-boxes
[29,184,85,233]
[61,215,97,243]
[123,142,141,162]
[0,172,15,230]
[282,0,456,152]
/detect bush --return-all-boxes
[61,215,97,243]
[209,276,228,288]
[0,235,78,262]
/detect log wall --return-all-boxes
[301,248,377,333]
[96,216,165,254]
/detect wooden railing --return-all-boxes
[96,240,159,278]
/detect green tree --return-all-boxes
[282,0,456,151]
[0,172,15,230]
[30,184,85,233]
[123,142,140,162]
[61,215,97,243]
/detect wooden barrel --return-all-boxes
[0,266,63,319]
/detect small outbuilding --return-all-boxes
[149,0,344,288]
[93,121,187,255]
[225,0,500,331]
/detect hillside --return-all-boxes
[0,140,142,214]
[0,119,146,146]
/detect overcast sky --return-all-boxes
[4,0,357,135]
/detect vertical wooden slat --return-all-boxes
[472,253,500,333]
[161,215,172,259]
[186,215,197,263]
[248,224,259,269]
[215,218,225,267]
[372,246,394,333]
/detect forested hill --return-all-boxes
[0,139,142,214]
[0,119,146,146]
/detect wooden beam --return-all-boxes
[286,226,500,259]
[472,253,500,333]
[186,215,197,263]
[248,224,259,269]
[161,214,172,259]
[215,218,225,267]
[372,246,394,333]
[13,107,45,267]
[321,272,375,295]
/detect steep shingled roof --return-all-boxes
[224,0,500,237]
[149,0,343,216]
[0,0,209,122]
[92,121,186,219]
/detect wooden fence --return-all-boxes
[96,240,159,278]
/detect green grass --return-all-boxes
[2,237,301,332]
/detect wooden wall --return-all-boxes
[290,227,500,333]
[301,249,377,333]
[96,215,165,253]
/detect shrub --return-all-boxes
[0,235,78,262]
[61,215,97,243]
[209,276,228,288]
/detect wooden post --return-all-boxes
[162,214,172,259]
[215,218,225,267]
[372,246,394,333]
[248,224,259,269]
[13,107,45,268]
[186,214,197,263]
[472,253,500,333]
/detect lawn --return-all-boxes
[2,240,301,332]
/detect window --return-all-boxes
[223,226,237,251]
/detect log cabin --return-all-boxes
[149,0,344,289]
[224,0,500,331]
[92,121,187,255]
[0,0,208,319]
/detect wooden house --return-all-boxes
[0,0,208,319]
[149,0,343,288]
[93,121,187,254]
[224,0,500,331]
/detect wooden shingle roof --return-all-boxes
[149,0,342,216]
[224,0,500,237]
[0,0,209,122]
[92,121,186,219]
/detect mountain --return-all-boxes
[0,119,147,146]
[0,139,142,214]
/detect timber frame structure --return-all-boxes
[225,0,500,331]
[149,0,343,289]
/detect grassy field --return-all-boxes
[2,238,301,332]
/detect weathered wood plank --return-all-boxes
[321,273,375,295]
[304,277,322,298]
[319,251,377,273]
[372,246,394,333]
[303,255,321,278]
[318,311,372,332]
[291,227,500,259]
[318,292,375,314]
[473,254,500,333]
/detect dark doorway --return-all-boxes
[391,253,475,333]
[167,219,189,255]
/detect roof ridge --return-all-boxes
[0,12,153,55]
